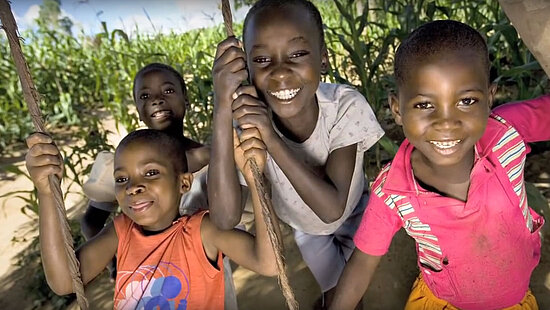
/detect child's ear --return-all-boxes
[179,172,194,194]
[487,83,497,110]
[389,92,403,126]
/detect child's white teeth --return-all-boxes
[429,140,461,149]
[152,111,170,118]
[269,88,300,100]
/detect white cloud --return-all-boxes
[17,4,84,33]
[22,4,40,26]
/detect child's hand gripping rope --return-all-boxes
[218,1,298,308]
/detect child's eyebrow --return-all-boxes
[413,87,486,97]
[458,88,485,93]
[250,36,309,51]
[288,36,308,44]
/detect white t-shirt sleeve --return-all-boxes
[329,86,385,153]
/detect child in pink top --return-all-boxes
[330,20,549,310]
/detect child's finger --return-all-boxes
[214,37,243,60]
[33,165,63,179]
[28,142,61,158]
[233,128,241,149]
[232,94,265,113]
[240,128,263,143]
[28,153,63,168]
[26,132,53,149]
[239,136,266,153]
[244,147,266,162]
[224,56,247,74]
[233,85,259,99]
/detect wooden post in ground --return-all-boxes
[498,0,550,76]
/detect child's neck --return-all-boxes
[163,123,184,138]
[141,213,182,236]
[273,98,319,143]
[411,149,475,201]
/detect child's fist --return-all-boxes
[233,128,266,180]
[212,37,248,110]
[25,133,63,194]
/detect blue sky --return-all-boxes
[11,0,249,35]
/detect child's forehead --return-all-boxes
[245,4,319,41]
[138,69,177,83]
[114,142,171,168]
[401,50,488,86]
[116,140,155,158]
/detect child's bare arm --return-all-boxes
[233,95,358,223]
[26,133,118,295]
[209,37,248,229]
[329,249,382,310]
[185,144,210,173]
[270,142,357,223]
[202,129,279,276]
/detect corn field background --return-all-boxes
[0,0,549,308]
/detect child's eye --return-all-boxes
[252,56,271,64]
[459,97,478,106]
[139,93,149,100]
[115,176,127,184]
[145,169,160,177]
[290,50,309,58]
[164,88,175,94]
[413,102,433,109]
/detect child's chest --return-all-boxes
[404,157,538,268]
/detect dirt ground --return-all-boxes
[0,147,548,309]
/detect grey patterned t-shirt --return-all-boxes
[261,82,384,235]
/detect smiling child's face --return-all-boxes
[391,49,495,169]
[134,69,188,131]
[113,140,187,231]
[244,4,327,120]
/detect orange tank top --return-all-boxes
[113,210,224,309]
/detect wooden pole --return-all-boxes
[220,1,299,309]
[0,1,88,309]
[499,0,550,77]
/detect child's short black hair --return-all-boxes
[243,0,325,47]
[117,129,188,173]
[132,63,187,101]
[394,20,489,88]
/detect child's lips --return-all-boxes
[428,139,462,155]
[268,88,301,102]
[129,201,153,213]
[150,110,172,120]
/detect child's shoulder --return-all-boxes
[369,140,416,198]
[370,161,395,195]
[317,82,363,104]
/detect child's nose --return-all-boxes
[126,181,145,195]
[270,62,292,81]
[432,107,460,129]
[151,97,165,106]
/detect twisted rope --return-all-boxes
[0,1,88,309]
[220,1,298,309]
